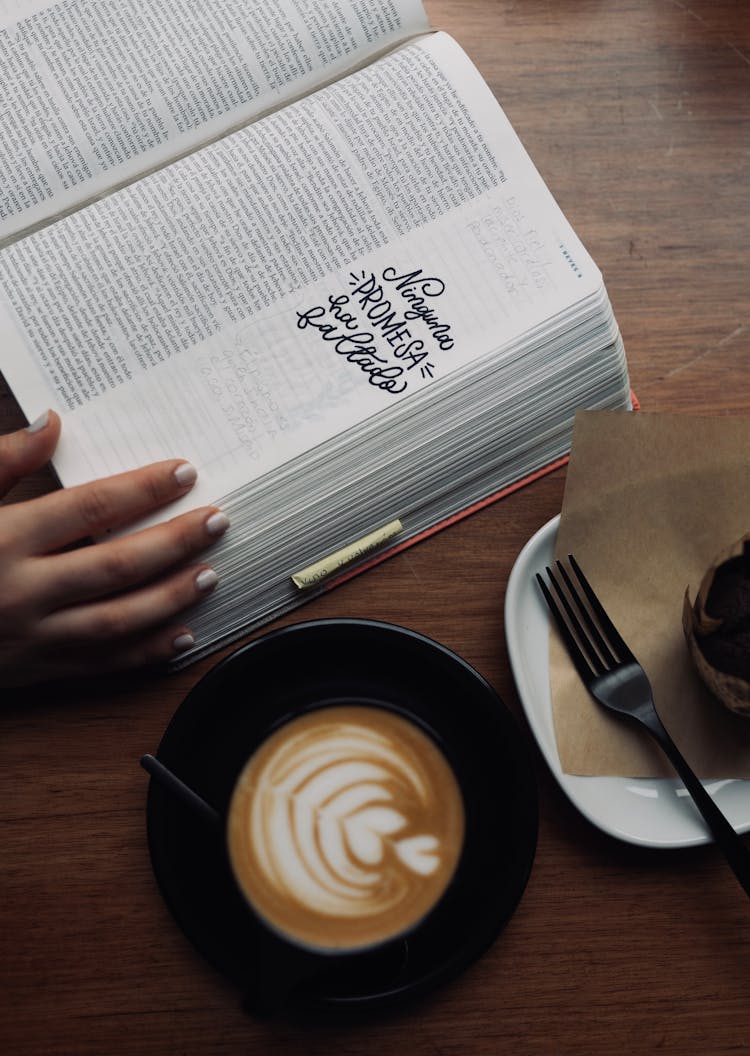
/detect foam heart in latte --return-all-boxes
[227,705,465,951]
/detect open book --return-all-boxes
[0,0,631,664]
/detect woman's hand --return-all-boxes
[0,410,229,686]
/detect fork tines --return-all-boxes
[536,556,635,681]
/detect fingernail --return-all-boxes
[173,632,195,653]
[205,511,230,537]
[174,462,198,487]
[195,568,219,593]
[26,410,50,434]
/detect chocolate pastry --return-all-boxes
[683,534,750,716]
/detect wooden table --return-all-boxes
[2,2,749,1053]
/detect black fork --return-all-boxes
[538,554,750,899]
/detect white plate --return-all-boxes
[505,515,750,848]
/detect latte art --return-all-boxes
[227,706,465,951]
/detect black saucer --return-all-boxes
[145,619,537,1016]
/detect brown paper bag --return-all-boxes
[552,410,750,778]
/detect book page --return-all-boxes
[0,31,605,520]
[0,0,428,245]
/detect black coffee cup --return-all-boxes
[143,620,538,1017]
[144,697,466,1014]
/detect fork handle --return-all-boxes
[639,709,750,898]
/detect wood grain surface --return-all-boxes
[1,2,749,1053]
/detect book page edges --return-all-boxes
[168,392,639,670]
[168,453,570,670]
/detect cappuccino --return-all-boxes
[227,705,465,951]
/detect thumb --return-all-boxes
[0,410,61,498]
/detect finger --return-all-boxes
[57,622,199,678]
[39,560,220,645]
[15,458,200,554]
[0,618,198,687]
[32,505,230,611]
[0,410,61,498]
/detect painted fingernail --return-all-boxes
[173,632,195,653]
[195,568,219,593]
[205,511,230,536]
[174,462,198,487]
[26,410,50,434]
